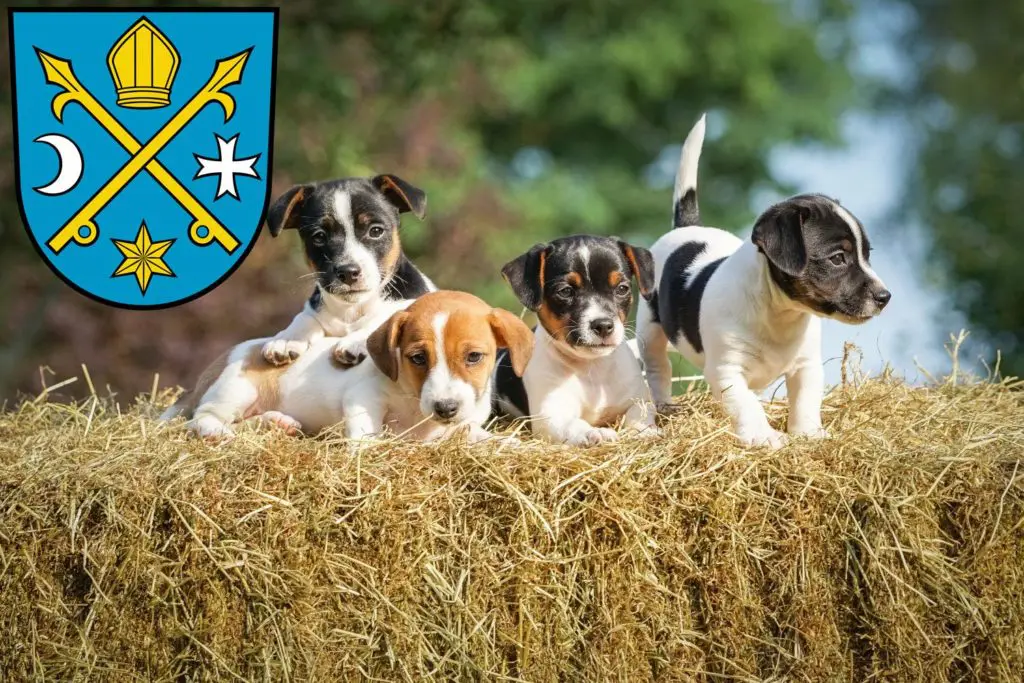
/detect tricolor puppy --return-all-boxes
[637,115,892,448]
[495,236,660,446]
[162,291,533,444]
[262,174,435,366]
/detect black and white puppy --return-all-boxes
[262,175,435,365]
[637,115,892,448]
[495,236,660,446]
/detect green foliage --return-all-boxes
[896,1,1024,372]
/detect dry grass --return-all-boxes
[1,362,1023,681]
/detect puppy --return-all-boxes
[262,174,435,366]
[162,291,533,443]
[636,115,892,448]
[495,236,660,446]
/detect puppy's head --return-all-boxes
[501,236,654,359]
[367,291,533,425]
[751,195,891,323]
[266,174,427,303]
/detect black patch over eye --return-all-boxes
[553,284,574,300]
[829,253,847,266]
[615,283,631,297]
[408,352,427,366]
[311,231,327,247]
[367,225,386,239]
[466,351,484,365]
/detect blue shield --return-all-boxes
[9,9,277,308]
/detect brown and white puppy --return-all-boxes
[261,175,435,366]
[494,235,661,446]
[161,291,533,444]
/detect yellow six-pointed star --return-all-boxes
[111,222,175,294]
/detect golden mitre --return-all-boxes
[107,17,179,109]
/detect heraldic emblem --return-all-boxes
[9,9,278,308]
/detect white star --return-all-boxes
[193,134,260,200]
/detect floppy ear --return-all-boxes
[372,174,427,219]
[267,183,313,237]
[752,204,808,277]
[618,241,656,299]
[489,308,534,377]
[367,310,408,382]
[501,243,550,311]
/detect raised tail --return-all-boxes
[672,113,706,228]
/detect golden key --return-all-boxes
[41,48,251,254]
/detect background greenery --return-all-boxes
[0,0,1019,399]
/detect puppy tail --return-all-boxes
[672,113,706,229]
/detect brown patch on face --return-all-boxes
[566,272,583,287]
[841,239,854,252]
[607,271,625,287]
[382,230,402,279]
[240,345,286,417]
[442,310,499,397]
[537,304,570,341]
[173,348,232,419]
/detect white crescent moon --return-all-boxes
[34,134,84,196]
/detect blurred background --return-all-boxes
[0,0,1021,402]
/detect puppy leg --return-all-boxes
[637,304,674,407]
[535,414,618,447]
[785,362,827,438]
[707,363,787,449]
[342,399,386,441]
[622,399,661,439]
[187,367,257,441]
[263,310,324,365]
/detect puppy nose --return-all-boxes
[589,318,615,339]
[874,289,892,308]
[433,399,459,421]
[335,263,362,284]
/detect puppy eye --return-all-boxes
[408,352,427,366]
[829,253,847,266]
[553,285,574,300]
[367,225,386,239]
[615,283,631,297]
[311,231,327,247]
[466,351,484,365]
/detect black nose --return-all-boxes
[874,289,892,308]
[589,318,615,339]
[433,399,459,421]
[335,263,362,284]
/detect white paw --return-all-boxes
[737,428,788,450]
[262,338,309,365]
[189,416,236,442]
[330,339,368,368]
[789,426,829,440]
[256,410,303,436]
[567,427,618,447]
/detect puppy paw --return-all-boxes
[189,416,236,443]
[330,340,367,368]
[566,427,618,447]
[789,426,829,440]
[255,410,303,436]
[262,339,309,365]
[738,428,789,450]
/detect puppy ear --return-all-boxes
[372,174,427,219]
[752,204,808,276]
[267,184,313,237]
[501,243,550,311]
[367,310,408,382]
[489,308,534,377]
[618,241,656,299]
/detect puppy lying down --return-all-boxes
[162,291,533,443]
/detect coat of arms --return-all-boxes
[9,9,277,308]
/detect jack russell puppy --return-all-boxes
[262,174,435,367]
[161,291,533,443]
[636,115,892,448]
[495,236,660,446]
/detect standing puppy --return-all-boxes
[496,236,660,446]
[262,174,435,365]
[637,115,892,448]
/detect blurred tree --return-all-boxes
[895,0,1024,373]
[0,0,856,399]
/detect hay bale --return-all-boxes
[1,377,1022,681]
